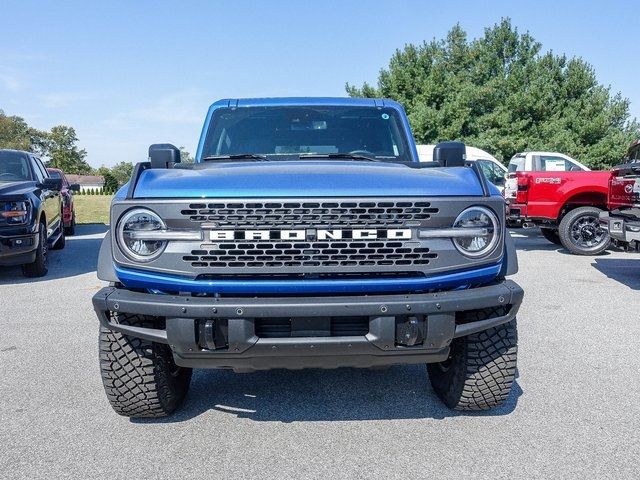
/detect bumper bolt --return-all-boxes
[212,307,217,314]
[380,305,388,313]
[498,296,505,303]
[436,303,441,310]
[113,303,119,310]
[236,308,243,316]
[406,304,411,311]
[181,307,187,313]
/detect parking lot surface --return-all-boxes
[1,225,639,479]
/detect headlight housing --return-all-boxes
[1,201,30,225]
[117,208,166,262]
[452,206,500,258]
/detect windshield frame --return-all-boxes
[199,105,414,164]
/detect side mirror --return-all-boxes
[40,177,63,191]
[149,143,181,169]
[433,141,466,167]
[70,183,81,192]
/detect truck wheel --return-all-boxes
[21,222,48,278]
[540,228,562,245]
[558,206,610,255]
[99,314,192,418]
[64,214,76,236]
[428,319,518,411]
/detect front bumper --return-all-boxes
[93,280,523,371]
[0,231,38,266]
[599,211,640,245]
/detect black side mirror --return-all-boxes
[149,143,181,169]
[70,183,81,192]
[433,141,466,167]
[40,177,63,191]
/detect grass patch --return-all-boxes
[74,195,113,224]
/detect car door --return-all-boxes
[30,156,60,236]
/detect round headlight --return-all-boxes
[452,206,500,258]
[117,208,166,262]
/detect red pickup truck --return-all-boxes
[506,170,611,255]
[599,141,640,250]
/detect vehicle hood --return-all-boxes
[131,161,485,198]
[0,180,36,198]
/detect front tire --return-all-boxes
[64,214,76,236]
[428,319,518,411]
[558,206,610,255]
[21,222,48,278]
[99,314,192,418]
[540,227,562,245]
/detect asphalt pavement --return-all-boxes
[1,225,639,479]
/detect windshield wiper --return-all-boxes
[201,154,268,161]
[298,153,382,162]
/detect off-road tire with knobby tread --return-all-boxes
[428,318,518,411]
[540,227,561,245]
[558,206,610,255]
[99,313,192,418]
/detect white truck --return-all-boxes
[417,144,507,193]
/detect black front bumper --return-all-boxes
[93,280,523,371]
[0,231,38,266]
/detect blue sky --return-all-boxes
[1,0,638,167]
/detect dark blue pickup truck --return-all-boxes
[93,98,524,418]
[0,149,66,277]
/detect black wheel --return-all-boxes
[64,214,76,236]
[51,221,65,250]
[428,319,518,411]
[540,227,562,245]
[558,206,610,255]
[22,222,48,277]
[99,314,192,418]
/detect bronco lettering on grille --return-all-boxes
[208,229,412,242]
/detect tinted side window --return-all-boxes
[30,157,45,182]
[508,157,525,173]
[478,160,505,185]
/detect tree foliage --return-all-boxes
[346,19,638,169]
[179,146,195,164]
[109,161,134,186]
[0,110,48,154]
[46,125,93,174]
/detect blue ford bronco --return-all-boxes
[93,98,524,418]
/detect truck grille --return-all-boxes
[180,200,439,228]
[183,240,438,269]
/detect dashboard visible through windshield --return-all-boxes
[201,105,412,162]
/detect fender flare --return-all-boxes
[97,232,118,282]
[500,231,518,277]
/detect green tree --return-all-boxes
[0,110,48,153]
[110,161,134,186]
[346,19,638,169]
[179,146,195,164]
[46,125,93,174]
[97,166,119,193]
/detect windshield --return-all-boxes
[201,106,412,162]
[0,151,32,181]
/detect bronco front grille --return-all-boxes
[183,241,437,269]
[180,200,439,228]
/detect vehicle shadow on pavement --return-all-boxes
[0,224,108,284]
[508,229,560,252]
[133,366,522,423]
[591,258,640,290]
